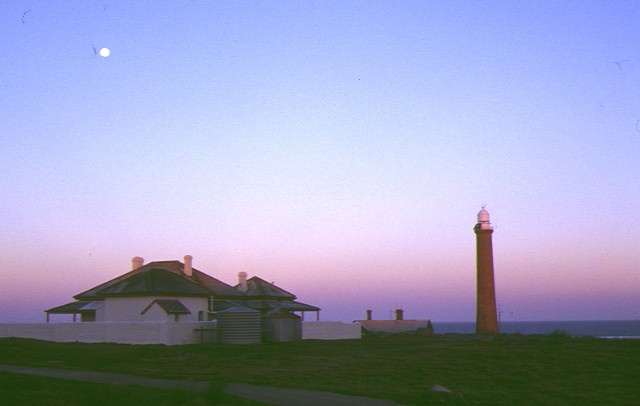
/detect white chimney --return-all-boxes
[238,271,248,293]
[184,255,193,277]
[132,256,144,270]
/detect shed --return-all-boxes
[262,309,302,342]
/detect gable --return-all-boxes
[141,299,191,315]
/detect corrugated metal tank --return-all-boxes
[262,309,302,342]
[217,306,261,344]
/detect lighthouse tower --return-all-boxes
[474,207,499,334]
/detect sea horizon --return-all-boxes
[432,319,640,337]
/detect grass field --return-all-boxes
[1,333,639,404]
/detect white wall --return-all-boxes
[95,304,105,321]
[104,297,207,322]
[0,321,217,345]
[0,320,361,345]
[302,322,361,340]
[141,303,171,322]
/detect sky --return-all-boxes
[1,1,639,323]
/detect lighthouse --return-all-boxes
[474,207,499,334]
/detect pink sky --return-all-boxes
[1,1,639,323]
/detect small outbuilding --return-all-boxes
[356,309,434,335]
[262,309,302,342]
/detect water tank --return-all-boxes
[262,309,302,342]
[217,306,261,344]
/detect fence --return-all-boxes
[0,321,360,345]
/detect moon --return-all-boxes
[98,48,110,57]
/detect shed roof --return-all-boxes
[358,320,434,334]
[264,309,302,319]
[213,299,319,313]
[45,301,99,314]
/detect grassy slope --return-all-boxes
[0,333,639,404]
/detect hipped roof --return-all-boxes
[75,260,243,300]
[236,276,297,300]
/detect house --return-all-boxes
[0,255,365,344]
[229,272,320,320]
[45,256,320,323]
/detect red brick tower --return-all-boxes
[474,207,499,334]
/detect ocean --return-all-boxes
[432,320,640,338]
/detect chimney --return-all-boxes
[184,255,193,277]
[395,309,404,321]
[238,272,248,293]
[132,257,144,270]
[366,310,372,320]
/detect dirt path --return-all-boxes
[225,382,399,406]
[0,364,399,405]
[0,364,209,391]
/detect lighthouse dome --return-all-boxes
[477,207,490,223]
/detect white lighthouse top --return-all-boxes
[477,206,492,229]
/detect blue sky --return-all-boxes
[1,1,639,323]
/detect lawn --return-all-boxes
[1,333,638,404]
